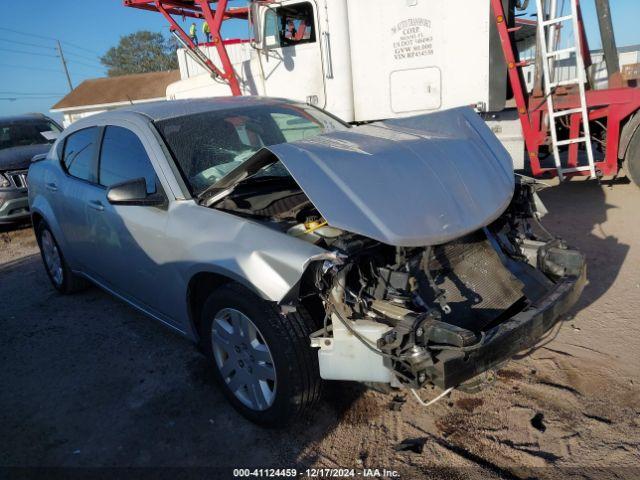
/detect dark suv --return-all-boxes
[0,113,62,225]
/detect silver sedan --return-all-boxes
[29,97,585,426]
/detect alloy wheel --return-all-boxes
[211,308,277,411]
[41,230,63,287]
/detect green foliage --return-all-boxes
[100,31,178,77]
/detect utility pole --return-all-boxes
[594,0,622,87]
[56,40,73,92]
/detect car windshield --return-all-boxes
[154,102,348,195]
[0,120,61,151]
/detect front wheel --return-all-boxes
[199,283,322,426]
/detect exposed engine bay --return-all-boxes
[212,170,586,392]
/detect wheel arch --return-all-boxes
[186,269,273,342]
[29,201,67,253]
[31,211,44,231]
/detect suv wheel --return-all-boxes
[199,283,322,426]
[36,222,88,294]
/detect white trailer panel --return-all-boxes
[346,0,507,121]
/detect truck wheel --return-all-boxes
[36,222,88,294]
[199,283,322,427]
[625,125,640,187]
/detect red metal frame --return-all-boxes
[490,0,640,178]
[123,0,249,96]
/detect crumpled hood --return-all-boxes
[266,107,514,247]
[0,144,51,171]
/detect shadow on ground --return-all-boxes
[0,179,636,476]
[538,180,629,311]
[0,254,368,468]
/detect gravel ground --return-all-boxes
[1,180,639,479]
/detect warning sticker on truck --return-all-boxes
[391,18,434,61]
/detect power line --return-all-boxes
[0,27,102,55]
[0,41,108,68]
[0,95,62,98]
[0,36,57,50]
[60,40,102,57]
[63,53,105,69]
[0,26,56,41]
[0,91,66,95]
[0,95,63,101]
[0,47,59,58]
[0,62,62,73]
[64,50,104,64]
[67,59,106,70]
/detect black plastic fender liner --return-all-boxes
[426,251,586,389]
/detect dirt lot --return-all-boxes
[1,180,639,479]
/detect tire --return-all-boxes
[625,125,640,187]
[35,222,88,294]
[199,283,322,426]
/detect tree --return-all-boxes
[100,31,178,77]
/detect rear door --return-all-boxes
[259,0,327,107]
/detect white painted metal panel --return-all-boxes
[255,0,327,108]
[484,109,525,170]
[177,43,253,80]
[346,0,506,121]
[390,67,441,113]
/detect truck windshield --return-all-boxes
[155,102,347,195]
[0,120,61,151]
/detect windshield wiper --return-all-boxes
[197,148,279,207]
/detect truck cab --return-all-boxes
[169,0,509,123]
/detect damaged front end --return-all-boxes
[207,106,585,394]
[305,178,585,392]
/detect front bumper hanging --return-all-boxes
[427,253,586,389]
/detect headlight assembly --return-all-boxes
[0,173,11,189]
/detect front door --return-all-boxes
[259,1,327,108]
[55,126,102,271]
[83,124,178,326]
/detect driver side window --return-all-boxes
[98,126,157,194]
[264,2,316,49]
[62,127,100,183]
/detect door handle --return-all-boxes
[322,32,334,79]
[45,182,58,192]
[88,200,104,212]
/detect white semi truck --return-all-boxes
[125,0,640,185]
[171,1,509,119]
[164,0,527,168]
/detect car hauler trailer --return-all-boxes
[124,0,640,186]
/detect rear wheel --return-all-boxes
[199,283,322,426]
[36,222,88,294]
[625,125,640,187]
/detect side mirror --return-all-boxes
[249,2,262,45]
[263,8,281,49]
[106,178,166,207]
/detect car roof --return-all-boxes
[100,96,301,122]
[0,113,55,124]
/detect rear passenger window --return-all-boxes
[62,127,99,182]
[99,126,157,194]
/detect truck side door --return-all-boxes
[259,1,327,108]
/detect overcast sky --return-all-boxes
[0,0,638,120]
